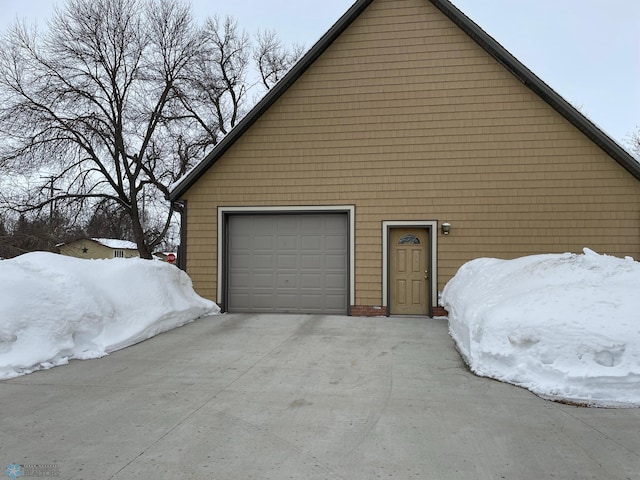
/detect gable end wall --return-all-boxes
[182,0,640,308]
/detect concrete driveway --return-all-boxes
[1,314,638,480]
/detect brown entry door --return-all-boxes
[390,228,429,315]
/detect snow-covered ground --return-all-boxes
[442,248,640,408]
[0,252,219,380]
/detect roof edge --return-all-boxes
[428,0,640,181]
[169,0,374,200]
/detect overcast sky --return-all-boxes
[0,0,638,145]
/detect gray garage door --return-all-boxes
[227,213,348,314]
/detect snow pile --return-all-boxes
[0,252,219,380]
[92,238,138,250]
[441,248,640,408]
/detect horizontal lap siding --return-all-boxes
[183,0,640,305]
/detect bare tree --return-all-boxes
[254,30,305,90]
[0,0,303,258]
[0,211,83,258]
[86,200,134,240]
[0,0,202,258]
[165,14,252,167]
[144,15,305,200]
[627,127,640,160]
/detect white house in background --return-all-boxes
[57,238,139,259]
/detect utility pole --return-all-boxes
[41,176,61,224]
[40,176,62,249]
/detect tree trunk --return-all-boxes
[130,209,153,260]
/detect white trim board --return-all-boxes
[382,220,438,313]
[217,205,356,309]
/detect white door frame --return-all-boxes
[382,220,438,315]
[218,205,356,310]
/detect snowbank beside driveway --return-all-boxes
[0,252,219,380]
[441,248,640,408]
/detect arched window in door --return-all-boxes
[397,234,420,245]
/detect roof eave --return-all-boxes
[428,0,640,181]
[169,0,374,201]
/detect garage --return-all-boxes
[226,212,349,314]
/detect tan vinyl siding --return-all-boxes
[182,0,640,306]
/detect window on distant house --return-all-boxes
[113,250,125,258]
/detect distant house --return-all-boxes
[57,238,139,259]
[170,0,640,317]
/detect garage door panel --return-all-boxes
[252,294,275,310]
[325,254,346,269]
[227,213,348,314]
[228,292,250,305]
[230,253,251,268]
[253,273,275,288]
[276,293,298,310]
[300,216,323,232]
[253,235,274,248]
[277,235,298,250]
[301,254,322,269]
[324,216,346,230]
[230,272,250,287]
[300,294,323,309]
[325,294,347,310]
[231,236,251,249]
[254,216,275,230]
[301,236,321,250]
[277,254,298,269]
[326,235,346,250]
[277,273,298,288]
[325,273,346,288]
[252,255,273,268]
[301,273,322,288]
